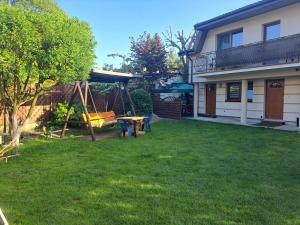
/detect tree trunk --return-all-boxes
[6,93,41,155]
[10,108,21,154]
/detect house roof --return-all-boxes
[89,69,142,83]
[194,0,300,30]
[182,0,300,56]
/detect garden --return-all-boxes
[1,120,300,225]
[0,1,300,225]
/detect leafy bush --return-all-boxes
[52,102,84,126]
[53,103,72,124]
[71,102,85,122]
[128,89,153,115]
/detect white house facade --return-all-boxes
[183,0,300,130]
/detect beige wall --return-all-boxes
[193,2,300,124]
[215,80,264,119]
[198,83,205,114]
[194,67,300,83]
[284,77,300,122]
[200,3,300,53]
[197,75,300,124]
[198,80,265,119]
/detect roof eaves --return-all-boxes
[194,0,300,30]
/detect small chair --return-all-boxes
[119,120,133,139]
[143,113,152,133]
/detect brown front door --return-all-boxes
[206,83,216,115]
[265,79,284,120]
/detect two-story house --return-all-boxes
[183,0,300,130]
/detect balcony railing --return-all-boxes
[193,33,300,74]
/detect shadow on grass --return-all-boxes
[0,120,300,225]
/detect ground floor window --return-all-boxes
[248,81,253,102]
[226,81,254,102]
[227,82,241,102]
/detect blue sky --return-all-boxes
[56,0,257,68]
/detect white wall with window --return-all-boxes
[192,1,300,126]
[200,2,300,54]
[197,80,265,119]
[217,29,243,50]
[215,80,264,119]
[197,76,300,124]
[264,21,281,41]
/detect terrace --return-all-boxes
[193,33,300,74]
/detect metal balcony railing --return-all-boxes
[193,33,300,74]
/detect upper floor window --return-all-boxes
[264,21,280,41]
[218,29,243,50]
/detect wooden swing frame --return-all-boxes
[60,78,137,141]
[0,208,9,225]
[0,145,20,163]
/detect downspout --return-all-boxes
[187,54,199,117]
[187,55,193,84]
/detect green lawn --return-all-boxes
[1,120,300,225]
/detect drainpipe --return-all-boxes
[187,54,199,118]
[187,55,193,84]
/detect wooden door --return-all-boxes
[206,83,216,115]
[265,79,284,120]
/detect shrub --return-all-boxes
[53,103,72,124]
[71,102,85,123]
[128,89,153,115]
[52,102,84,126]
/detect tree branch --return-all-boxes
[20,91,42,129]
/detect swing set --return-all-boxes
[60,69,140,141]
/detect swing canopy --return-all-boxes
[89,69,141,83]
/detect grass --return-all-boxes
[0,120,300,225]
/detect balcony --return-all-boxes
[193,33,300,74]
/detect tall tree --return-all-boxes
[107,53,134,73]
[130,32,167,76]
[163,27,194,76]
[1,0,62,12]
[0,3,96,151]
[102,63,114,71]
[167,48,183,73]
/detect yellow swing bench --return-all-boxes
[80,83,118,128]
[81,111,117,128]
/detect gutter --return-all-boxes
[194,0,300,30]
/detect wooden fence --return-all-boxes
[0,84,123,131]
[152,95,182,120]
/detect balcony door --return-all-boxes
[217,29,243,50]
[265,79,284,120]
[206,84,216,115]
